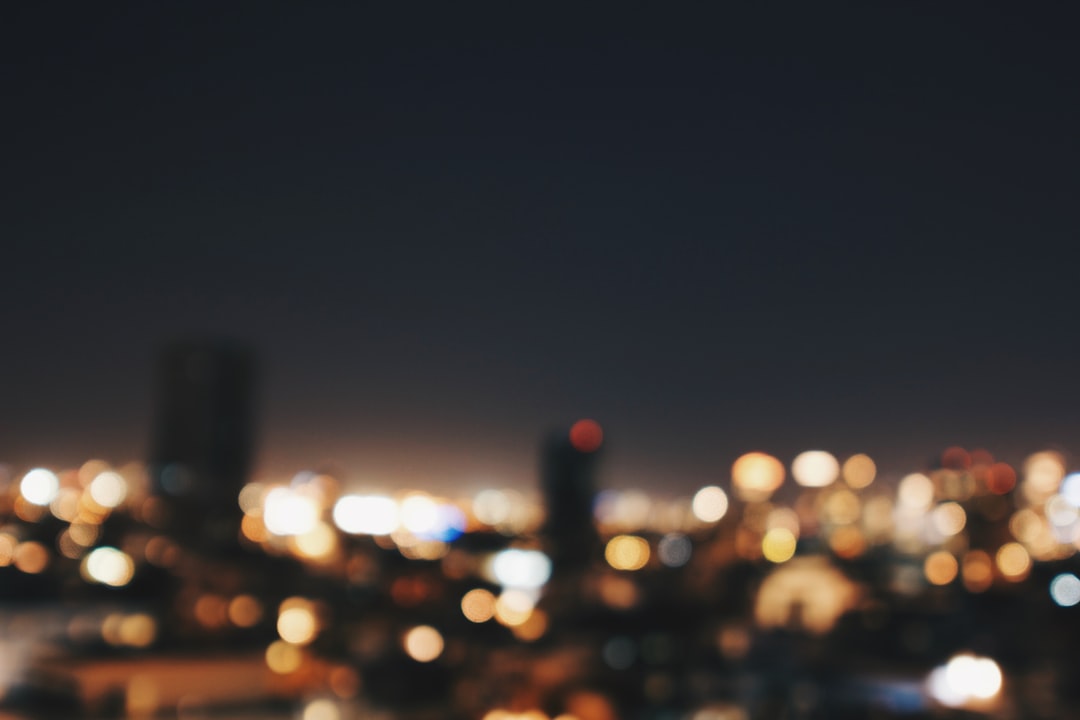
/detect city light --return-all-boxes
[19,468,59,506]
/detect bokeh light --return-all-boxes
[333,494,399,535]
[924,551,958,585]
[691,486,729,523]
[569,419,604,453]
[657,533,692,567]
[89,471,128,508]
[791,450,839,488]
[403,625,444,662]
[20,468,60,506]
[842,454,876,489]
[82,546,134,586]
[1050,573,1080,607]
[461,588,497,623]
[931,502,967,536]
[761,528,797,563]
[265,640,303,674]
[263,487,319,536]
[732,452,785,502]
[605,535,650,571]
[996,542,1031,581]
[277,603,318,645]
[491,548,552,589]
[898,473,934,510]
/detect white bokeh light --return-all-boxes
[20,468,60,506]
[332,495,399,535]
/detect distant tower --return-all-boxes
[541,419,603,574]
[148,341,256,549]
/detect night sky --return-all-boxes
[3,4,1079,494]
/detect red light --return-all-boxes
[569,419,603,453]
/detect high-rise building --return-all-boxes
[148,341,257,550]
[540,419,603,576]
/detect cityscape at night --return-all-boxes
[4,3,1080,719]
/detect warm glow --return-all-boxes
[228,594,263,627]
[89,471,128,508]
[931,502,967,536]
[278,605,318,645]
[461,588,497,623]
[332,494,399,535]
[83,546,134,586]
[303,699,341,720]
[605,535,650,571]
[14,541,50,574]
[823,489,861,525]
[265,640,303,673]
[294,521,337,560]
[927,653,1003,707]
[842,454,876,489]
[1023,450,1065,503]
[924,551,959,585]
[118,614,156,648]
[20,468,60,506]
[761,528,797,563]
[791,450,839,488]
[494,589,535,626]
[732,452,785,501]
[403,624,444,662]
[400,493,439,535]
[962,550,993,593]
[569,419,604,453]
[996,542,1031,580]
[263,487,319,536]
[898,473,934,509]
[755,557,861,634]
[691,485,729,523]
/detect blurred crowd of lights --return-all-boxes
[2,436,1080,719]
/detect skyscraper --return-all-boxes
[148,340,256,550]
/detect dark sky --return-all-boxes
[3,4,1079,494]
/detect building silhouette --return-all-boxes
[148,340,256,551]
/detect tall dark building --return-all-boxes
[540,419,603,575]
[148,341,257,549]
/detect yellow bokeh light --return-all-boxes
[265,640,303,674]
[278,606,318,645]
[605,535,650,571]
[14,541,50,574]
[732,452,785,502]
[842,454,876,489]
[1023,450,1065,504]
[118,614,157,648]
[50,487,81,522]
[228,594,263,627]
[791,450,839,488]
[403,625,444,662]
[924,551,959,585]
[996,542,1031,581]
[461,588,497,623]
[691,486,729,523]
[82,547,134,586]
[762,528,797,563]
